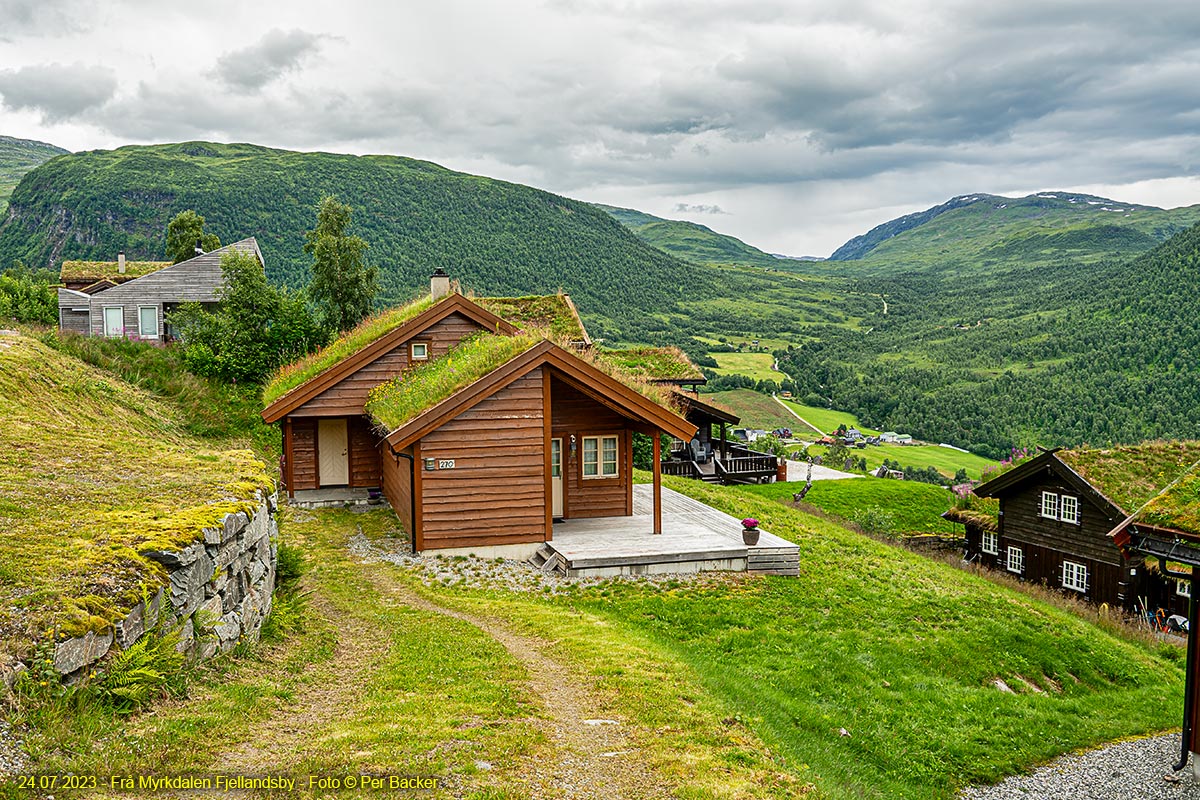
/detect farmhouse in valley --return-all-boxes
[57,239,259,340]
[953,443,1200,616]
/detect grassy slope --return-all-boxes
[739,477,957,534]
[0,333,271,651]
[709,389,800,431]
[709,352,782,382]
[782,398,882,436]
[599,204,781,267]
[0,135,66,212]
[807,442,999,481]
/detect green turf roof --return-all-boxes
[474,294,588,341]
[263,294,439,406]
[600,346,704,382]
[366,332,543,431]
[60,259,171,282]
[1058,441,1200,515]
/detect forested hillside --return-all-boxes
[0,142,702,338]
[779,221,1200,457]
[0,135,67,212]
[598,204,782,266]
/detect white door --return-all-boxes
[103,307,124,337]
[551,437,563,518]
[318,419,349,486]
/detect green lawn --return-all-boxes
[709,351,784,382]
[780,398,881,436]
[806,441,999,480]
[738,477,957,534]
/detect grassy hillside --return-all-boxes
[0,135,66,213]
[599,203,782,267]
[740,476,957,534]
[0,332,269,654]
[0,141,702,339]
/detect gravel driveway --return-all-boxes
[960,734,1200,799]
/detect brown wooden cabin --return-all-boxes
[262,289,696,557]
[963,448,1192,616]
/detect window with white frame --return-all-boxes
[410,342,429,361]
[582,435,619,478]
[1059,495,1080,524]
[982,530,998,555]
[1179,580,1192,598]
[1040,491,1059,519]
[1006,545,1024,574]
[1062,560,1088,592]
[138,306,159,338]
[103,306,124,338]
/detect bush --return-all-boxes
[275,541,307,594]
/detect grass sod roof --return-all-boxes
[599,346,705,382]
[60,259,171,283]
[366,331,685,433]
[262,293,438,406]
[0,333,271,652]
[1057,441,1200,521]
[473,293,588,341]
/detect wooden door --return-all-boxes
[318,418,349,486]
[551,437,563,518]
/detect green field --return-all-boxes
[709,351,784,382]
[738,476,957,534]
[806,441,999,480]
[707,389,800,431]
[782,398,881,436]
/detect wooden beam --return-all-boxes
[625,428,633,516]
[413,441,424,552]
[284,416,295,498]
[542,367,553,542]
[653,432,662,535]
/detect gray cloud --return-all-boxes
[0,0,94,39]
[0,63,116,121]
[673,203,728,215]
[211,29,325,92]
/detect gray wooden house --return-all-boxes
[57,238,261,340]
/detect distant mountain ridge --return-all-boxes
[596,204,783,267]
[0,135,68,213]
[828,191,1196,264]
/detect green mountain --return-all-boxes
[0,141,702,338]
[0,135,68,213]
[597,204,783,267]
[827,192,1200,271]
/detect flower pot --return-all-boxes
[742,526,760,546]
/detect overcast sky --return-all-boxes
[1,0,1199,256]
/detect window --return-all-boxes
[1006,545,1024,574]
[103,306,124,338]
[138,306,158,338]
[582,435,619,478]
[1179,580,1192,598]
[410,342,429,361]
[981,530,998,555]
[1062,561,1088,592]
[1040,492,1059,519]
[1059,495,1080,524]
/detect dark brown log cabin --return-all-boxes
[966,447,1198,616]
[263,289,696,557]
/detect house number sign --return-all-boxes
[437,459,456,470]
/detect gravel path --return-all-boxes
[785,459,862,482]
[960,734,1200,799]
[0,719,27,777]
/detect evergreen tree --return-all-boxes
[165,210,221,263]
[304,196,377,333]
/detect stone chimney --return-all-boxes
[117,252,126,274]
[430,268,450,300]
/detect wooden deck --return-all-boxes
[541,485,799,577]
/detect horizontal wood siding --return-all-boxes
[551,376,630,519]
[348,416,383,487]
[1000,479,1123,566]
[59,308,89,334]
[294,312,487,416]
[290,419,318,491]
[418,369,546,550]
[381,447,414,537]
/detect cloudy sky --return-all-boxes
[2,0,1199,256]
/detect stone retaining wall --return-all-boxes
[51,490,279,678]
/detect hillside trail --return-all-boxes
[110,555,669,799]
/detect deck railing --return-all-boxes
[662,445,778,485]
[661,459,702,480]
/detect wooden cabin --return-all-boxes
[56,240,255,340]
[262,284,696,557]
[962,444,1200,616]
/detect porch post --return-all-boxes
[653,432,662,535]
[720,422,727,460]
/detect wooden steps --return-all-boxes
[528,543,566,576]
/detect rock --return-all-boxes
[175,618,195,655]
[224,511,249,540]
[215,611,241,652]
[168,553,213,617]
[54,629,113,675]
[145,542,207,568]
[114,589,163,648]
